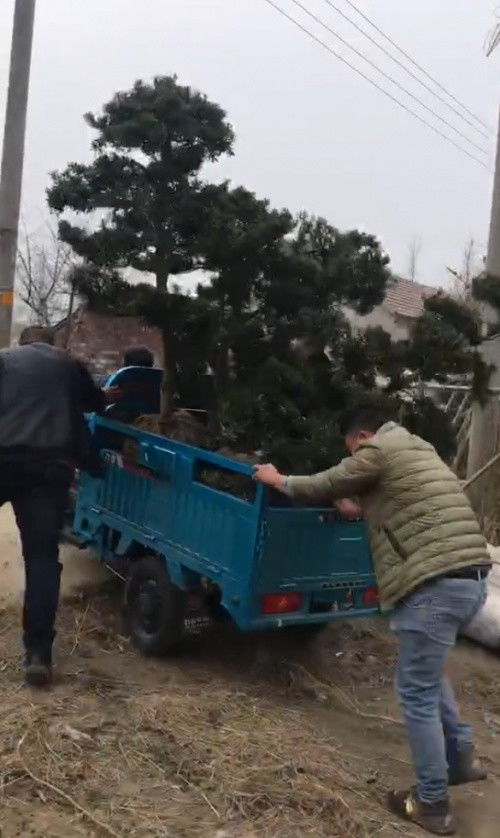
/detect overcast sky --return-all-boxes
[0,0,498,287]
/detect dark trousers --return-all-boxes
[0,459,71,658]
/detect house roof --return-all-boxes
[383,277,438,319]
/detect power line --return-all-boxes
[320,0,490,140]
[288,0,488,157]
[261,0,489,170]
[485,19,500,57]
[342,0,491,134]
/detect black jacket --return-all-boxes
[0,343,105,471]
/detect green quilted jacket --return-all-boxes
[287,422,490,609]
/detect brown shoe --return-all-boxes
[387,787,455,835]
[448,745,487,786]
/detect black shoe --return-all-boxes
[25,651,52,688]
[387,787,455,835]
[448,745,487,786]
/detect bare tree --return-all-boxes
[407,236,422,282]
[16,223,77,329]
[446,238,483,304]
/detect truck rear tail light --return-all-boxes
[363,587,379,606]
[261,593,303,615]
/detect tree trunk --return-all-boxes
[208,300,231,439]
[159,328,177,423]
[209,340,229,438]
[155,267,176,422]
[156,273,168,293]
[61,282,76,349]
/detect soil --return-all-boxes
[1,505,500,837]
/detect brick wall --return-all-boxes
[54,308,163,378]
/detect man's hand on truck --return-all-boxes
[253,463,286,490]
[254,465,362,518]
[333,498,363,519]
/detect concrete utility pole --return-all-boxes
[467,108,500,505]
[0,0,36,348]
[486,110,500,283]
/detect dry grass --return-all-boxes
[0,599,402,838]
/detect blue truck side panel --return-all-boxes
[74,412,378,631]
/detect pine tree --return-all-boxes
[48,76,234,416]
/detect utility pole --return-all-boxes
[466,108,500,506]
[0,0,36,348]
[486,109,500,283]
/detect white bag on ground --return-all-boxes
[462,546,500,648]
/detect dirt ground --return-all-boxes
[1,506,500,837]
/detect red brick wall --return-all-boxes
[54,308,163,378]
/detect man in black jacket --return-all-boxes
[0,326,105,686]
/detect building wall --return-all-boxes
[54,309,162,378]
[346,301,499,344]
[343,304,414,342]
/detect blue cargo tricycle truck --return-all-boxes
[67,366,378,655]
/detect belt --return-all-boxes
[432,565,491,584]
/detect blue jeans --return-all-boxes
[390,576,487,803]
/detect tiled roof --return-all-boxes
[384,277,438,319]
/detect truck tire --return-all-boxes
[125,556,186,655]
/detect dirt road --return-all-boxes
[0,505,108,609]
[0,506,499,837]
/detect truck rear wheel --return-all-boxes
[125,556,186,655]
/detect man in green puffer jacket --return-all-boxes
[254,404,491,836]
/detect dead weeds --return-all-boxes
[0,600,404,837]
